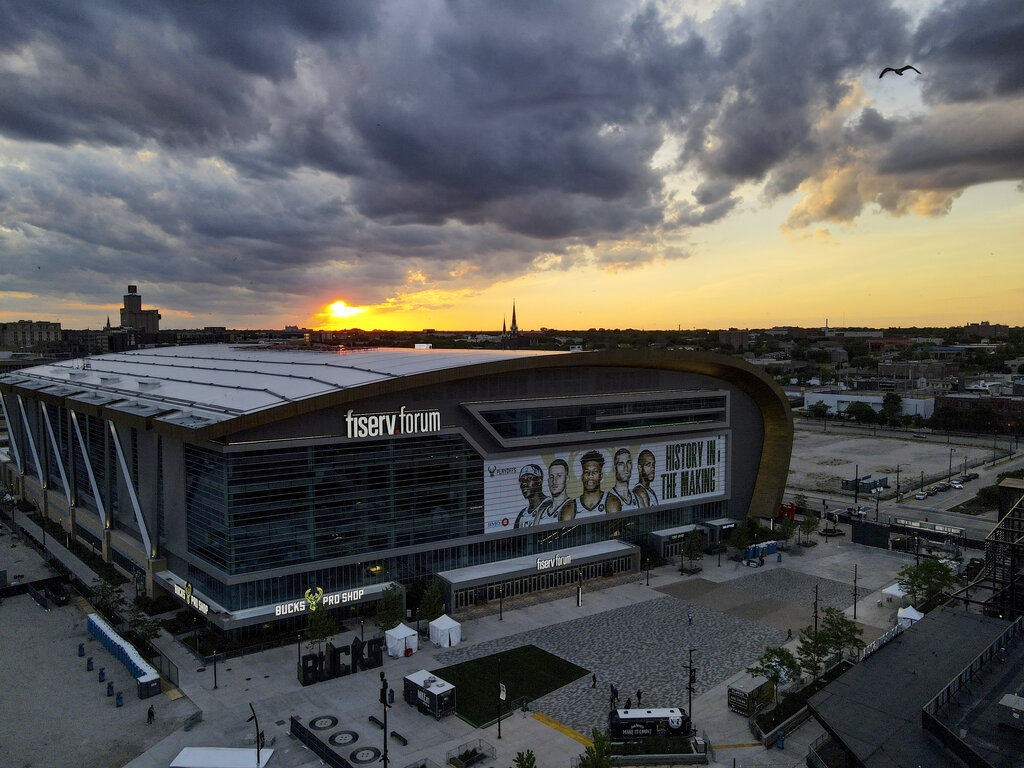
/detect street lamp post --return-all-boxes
[645,559,650,587]
[499,584,504,621]
[948,448,956,482]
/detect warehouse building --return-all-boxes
[0,345,791,634]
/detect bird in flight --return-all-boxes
[879,65,921,78]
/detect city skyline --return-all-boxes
[1,1,1022,331]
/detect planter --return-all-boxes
[610,753,707,766]
[679,566,703,576]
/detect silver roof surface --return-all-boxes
[1,344,560,431]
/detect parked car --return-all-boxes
[912,433,928,439]
[915,491,929,500]
[936,482,951,492]
[950,482,964,490]
[926,487,938,496]
[44,582,70,606]
[965,472,980,481]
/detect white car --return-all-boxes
[950,482,963,490]
[914,491,928,500]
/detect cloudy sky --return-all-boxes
[1,0,1022,331]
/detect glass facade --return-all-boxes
[479,395,728,439]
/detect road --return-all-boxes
[785,448,1024,543]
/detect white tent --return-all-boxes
[385,623,418,658]
[897,606,924,629]
[882,583,908,603]
[429,614,461,648]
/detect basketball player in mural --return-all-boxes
[544,458,577,522]
[513,464,551,528]
[607,447,641,510]
[574,450,621,517]
[633,449,659,508]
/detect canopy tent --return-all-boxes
[897,606,924,629]
[428,614,461,647]
[385,623,418,658]
[882,583,908,604]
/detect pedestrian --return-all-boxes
[787,628,793,640]
[146,705,155,724]
[625,697,632,709]
[636,688,643,705]
[688,611,693,625]
[592,673,597,688]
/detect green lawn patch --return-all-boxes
[432,645,588,727]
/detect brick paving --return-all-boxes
[436,595,785,735]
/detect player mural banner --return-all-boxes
[483,434,727,534]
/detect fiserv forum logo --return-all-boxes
[345,406,441,438]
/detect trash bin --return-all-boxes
[87,657,94,672]
[78,643,85,657]
[115,692,123,708]
[776,732,784,749]
[777,552,782,563]
[99,667,105,682]
[107,681,114,697]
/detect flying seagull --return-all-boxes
[879,65,921,78]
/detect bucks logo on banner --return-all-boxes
[305,587,324,612]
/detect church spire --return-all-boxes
[511,300,517,333]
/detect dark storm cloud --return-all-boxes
[0,0,1022,324]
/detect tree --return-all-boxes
[125,602,162,645]
[305,604,338,653]
[91,576,126,618]
[896,560,955,606]
[374,584,405,631]
[845,401,878,424]
[807,401,830,419]
[881,393,903,426]
[576,729,613,768]
[417,578,445,623]
[796,626,830,682]
[681,531,704,572]
[776,518,797,550]
[799,514,818,545]
[727,524,750,555]
[818,607,865,659]
[513,750,537,768]
[746,646,801,706]
[793,493,809,514]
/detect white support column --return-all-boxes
[70,410,108,529]
[108,421,153,558]
[40,404,72,504]
[0,391,22,474]
[16,395,44,486]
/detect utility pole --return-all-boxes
[895,464,902,502]
[854,464,859,506]
[499,584,504,621]
[948,448,955,483]
[874,491,880,522]
[497,656,503,739]
[813,585,819,633]
[853,565,858,620]
[687,648,696,725]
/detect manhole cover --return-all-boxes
[350,747,380,764]
[329,730,359,746]
[310,715,338,731]
[196,668,206,673]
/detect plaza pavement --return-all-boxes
[2,511,932,768]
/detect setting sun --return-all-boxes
[327,300,367,320]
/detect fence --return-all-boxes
[446,739,495,768]
[149,650,179,687]
[289,715,349,768]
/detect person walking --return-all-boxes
[636,688,643,706]
[687,611,693,625]
[787,628,793,640]
[592,673,597,688]
[624,697,632,709]
[146,705,155,724]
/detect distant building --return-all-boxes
[718,328,749,350]
[119,285,161,334]
[866,336,914,355]
[0,320,61,350]
[500,301,519,350]
[963,320,1008,340]
[878,361,957,380]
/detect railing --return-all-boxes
[446,739,495,768]
[862,623,904,659]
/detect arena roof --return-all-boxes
[0,344,558,432]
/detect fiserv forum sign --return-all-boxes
[345,407,441,438]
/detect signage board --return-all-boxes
[345,407,441,438]
[483,434,727,534]
[174,581,210,615]
[274,587,366,617]
[894,518,965,537]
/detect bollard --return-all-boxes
[99,667,105,683]
[87,657,94,672]
[78,643,85,657]
[115,691,123,708]
[107,681,114,697]
[777,552,782,563]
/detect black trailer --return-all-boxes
[403,669,456,719]
[608,708,690,741]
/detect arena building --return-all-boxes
[0,345,791,635]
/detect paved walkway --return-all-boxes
[2,515,925,768]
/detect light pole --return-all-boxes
[645,559,650,586]
[497,656,503,739]
[948,448,956,482]
[687,648,696,725]
[247,703,263,768]
[499,584,504,621]
[380,677,392,768]
[853,464,859,507]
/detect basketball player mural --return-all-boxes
[574,450,621,517]
[633,449,659,507]
[607,448,641,511]
[513,464,551,528]
[545,458,577,521]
